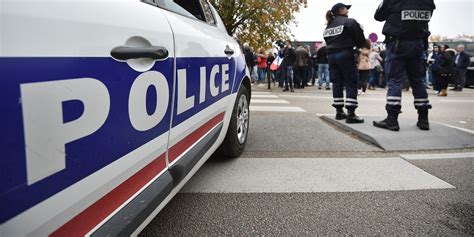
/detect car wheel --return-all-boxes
[218,85,250,158]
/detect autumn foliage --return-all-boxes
[210,0,307,49]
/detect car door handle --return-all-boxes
[224,45,234,55]
[110,46,169,60]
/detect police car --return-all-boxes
[0,0,251,235]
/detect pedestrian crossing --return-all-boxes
[250,91,306,112]
[252,95,279,99]
[250,99,290,104]
[249,106,306,112]
[181,157,456,193]
[180,151,474,194]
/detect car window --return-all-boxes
[155,0,198,20]
[200,0,216,25]
[157,0,215,24]
[141,0,157,6]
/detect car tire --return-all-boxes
[217,84,250,158]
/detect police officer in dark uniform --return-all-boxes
[324,3,366,123]
[373,0,436,131]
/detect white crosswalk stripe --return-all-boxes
[252,95,279,98]
[400,152,474,160]
[250,106,306,112]
[439,99,474,103]
[250,91,306,112]
[181,158,455,193]
[250,99,290,104]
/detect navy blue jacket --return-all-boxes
[316,46,329,64]
[454,52,471,69]
[323,16,366,54]
[439,50,455,75]
[431,52,441,71]
[375,0,435,40]
[280,46,296,68]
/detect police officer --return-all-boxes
[373,0,436,131]
[324,3,366,123]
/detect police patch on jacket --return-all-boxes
[323,16,366,53]
[401,10,431,21]
[375,0,435,40]
[324,25,344,37]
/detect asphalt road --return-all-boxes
[140,84,474,236]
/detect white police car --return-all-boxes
[0,0,251,235]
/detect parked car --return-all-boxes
[465,57,474,87]
[0,0,251,236]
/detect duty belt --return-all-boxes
[384,35,429,51]
[384,35,425,43]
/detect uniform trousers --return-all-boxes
[328,49,359,109]
[384,39,432,113]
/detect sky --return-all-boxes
[290,0,474,42]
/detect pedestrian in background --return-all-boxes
[358,39,372,95]
[317,43,330,90]
[256,47,268,84]
[280,40,296,92]
[424,51,432,89]
[368,47,383,90]
[373,0,435,131]
[428,44,441,94]
[311,49,319,86]
[438,45,456,96]
[379,48,387,88]
[435,45,449,94]
[277,45,286,88]
[451,44,471,91]
[294,43,309,88]
[243,43,255,83]
[305,45,313,86]
[324,3,366,124]
[267,51,276,84]
[252,50,258,83]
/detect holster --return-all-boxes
[385,36,402,54]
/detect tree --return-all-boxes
[429,34,447,42]
[210,0,307,49]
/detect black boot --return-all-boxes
[373,112,399,131]
[346,108,364,124]
[417,109,430,130]
[335,107,347,120]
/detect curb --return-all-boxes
[319,115,385,150]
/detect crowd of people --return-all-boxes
[243,40,385,93]
[242,40,470,98]
[243,41,317,92]
[426,44,471,96]
[243,1,471,132]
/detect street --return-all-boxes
[140,84,474,236]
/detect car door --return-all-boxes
[0,1,175,236]
[155,0,238,185]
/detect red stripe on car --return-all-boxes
[50,112,224,236]
[168,112,225,163]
